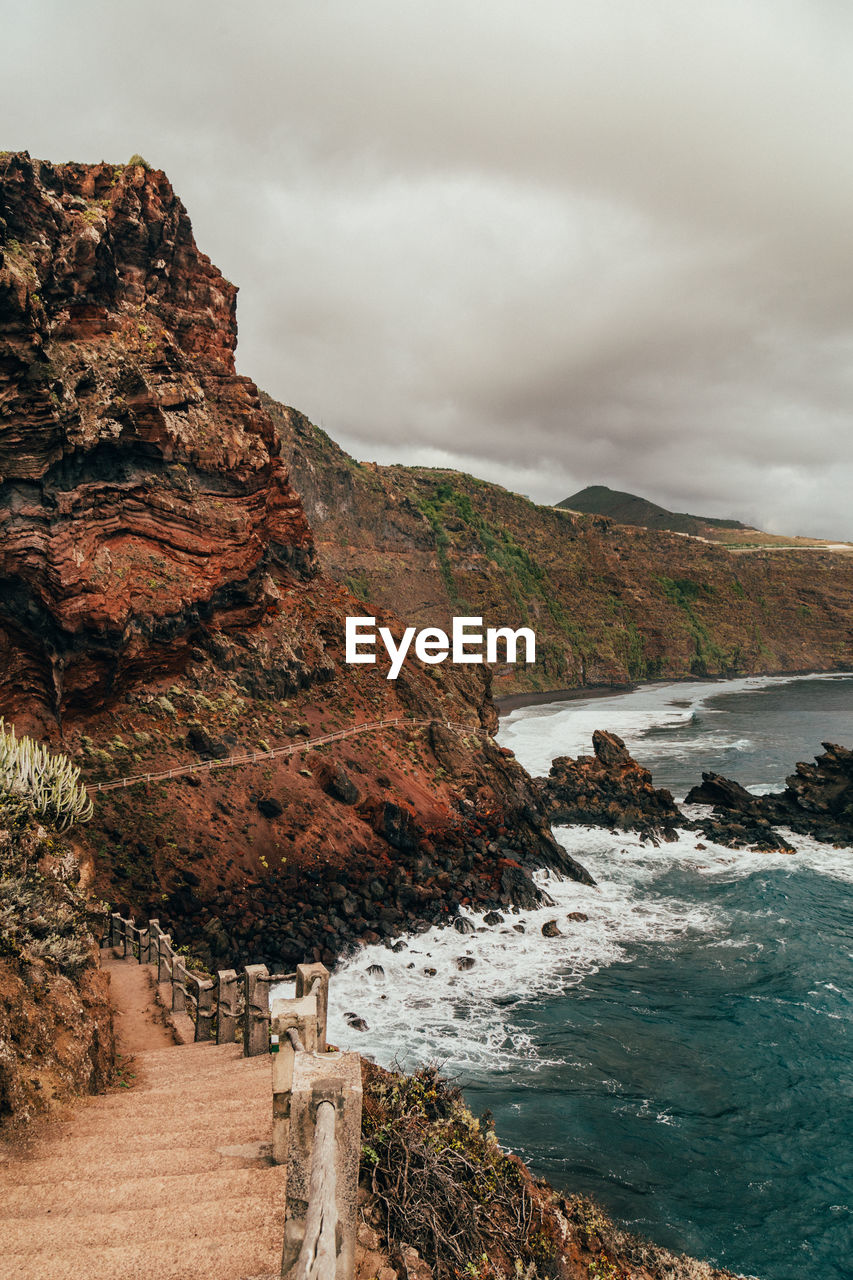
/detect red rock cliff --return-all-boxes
[0,152,314,720]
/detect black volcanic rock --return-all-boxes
[687,742,853,847]
[684,772,763,814]
[536,729,682,841]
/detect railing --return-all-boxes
[107,912,362,1280]
[272,968,361,1280]
[89,717,491,794]
[106,912,294,1053]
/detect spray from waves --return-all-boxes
[498,672,853,778]
[299,818,853,1082]
[636,732,754,761]
[319,826,724,1079]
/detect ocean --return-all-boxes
[323,674,853,1280]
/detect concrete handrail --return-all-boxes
[273,973,361,1280]
[288,1100,338,1280]
[88,717,491,795]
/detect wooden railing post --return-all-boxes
[195,979,215,1042]
[138,925,150,964]
[172,955,187,1013]
[121,917,130,959]
[216,969,239,1044]
[243,964,270,1057]
[295,963,330,1053]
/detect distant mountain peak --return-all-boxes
[556,485,751,537]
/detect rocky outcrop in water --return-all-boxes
[686,741,853,846]
[536,729,682,841]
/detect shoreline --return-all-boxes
[494,683,636,715]
[494,666,853,717]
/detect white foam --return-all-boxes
[321,825,725,1077]
[499,672,853,778]
[289,674,853,1082]
[314,816,853,1078]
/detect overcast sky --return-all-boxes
[5,1,853,537]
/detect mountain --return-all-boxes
[266,399,853,697]
[557,484,750,537]
[0,153,579,973]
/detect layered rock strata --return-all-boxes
[0,153,313,721]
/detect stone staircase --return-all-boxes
[0,956,286,1280]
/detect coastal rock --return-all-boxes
[541,919,561,937]
[686,741,853,846]
[536,729,682,840]
[187,725,228,760]
[316,761,360,806]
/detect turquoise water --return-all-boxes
[330,675,853,1280]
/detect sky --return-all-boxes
[5,0,853,537]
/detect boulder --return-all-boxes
[257,796,284,819]
[536,730,682,840]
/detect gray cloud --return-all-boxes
[5,0,853,535]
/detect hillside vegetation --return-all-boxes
[267,397,853,696]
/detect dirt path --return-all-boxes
[102,949,177,1053]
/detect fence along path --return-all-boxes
[89,717,492,794]
[104,912,359,1280]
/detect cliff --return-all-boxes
[0,152,313,723]
[267,398,853,695]
[0,155,580,973]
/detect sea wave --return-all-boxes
[498,672,853,778]
[295,816,853,1080]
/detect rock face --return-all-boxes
[267,395,853,697]
[0,153,313,720]
[537,730,682,840]
[686,742,853,845]
[0,154,593,972]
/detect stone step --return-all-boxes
[27,1100,268,1150]
[0,1165,282,1218]
[133,1054,268,1083]
[13,1120,269,1165]
[3,1175,285,1254]
[1,1143,242,1186]
[5,1224,284,1280]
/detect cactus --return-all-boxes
[0,719,93,830]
